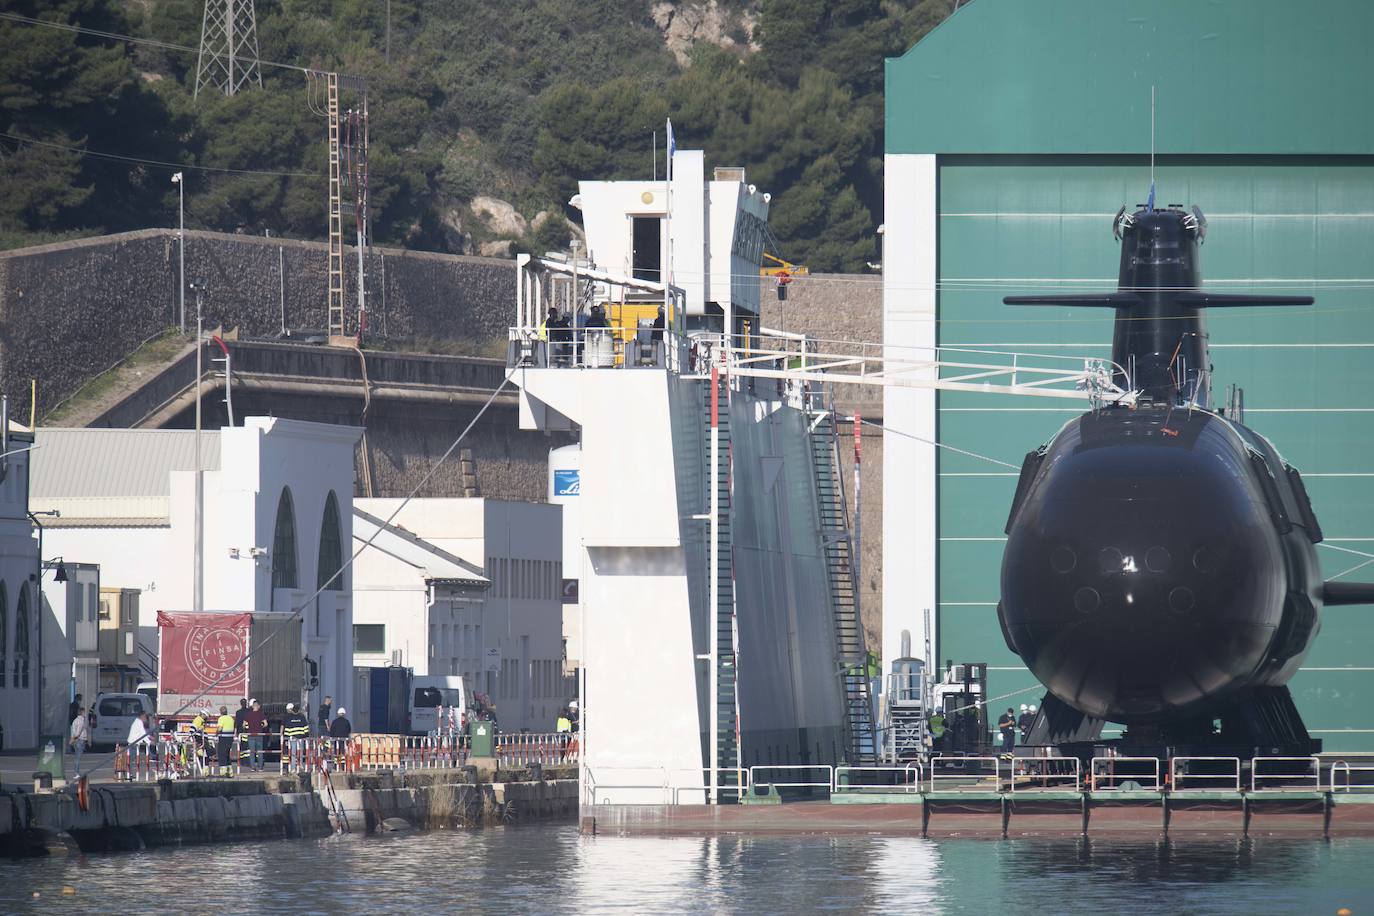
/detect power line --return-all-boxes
[0,132,320,178]
[0,10,313,76]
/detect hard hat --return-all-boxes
[1020,704,1028,711]
[336,707,346,715]
[1028,704,1038,712]
[286,703,296,711]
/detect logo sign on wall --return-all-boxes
[483,646,502,672]
[553,469,580,496]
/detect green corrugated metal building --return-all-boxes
[880,0,1374,750]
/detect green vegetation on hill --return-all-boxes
[0,0,956,270]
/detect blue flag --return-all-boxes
[1146,179,1156,211]
[666,118,676,180]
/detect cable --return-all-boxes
[70,372,513,785]
[844,415,1020,469]
[1,132,320,178]
[0,10,318,76]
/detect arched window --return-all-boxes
[15,585,29,688]
[0,582,7,691]
[272,488,299,590]
[317,491,344,591]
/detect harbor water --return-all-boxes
[4,827,1372,914]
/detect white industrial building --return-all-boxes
[351,497,569,732]
[39,561,100,738]
[0,425,40,749]
[31,418,362,717]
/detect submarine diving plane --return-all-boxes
[998,197,1374,758]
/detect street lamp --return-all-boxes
[172,172,185,334]
[188,280,206,614]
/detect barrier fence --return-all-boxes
[1090,756,1163,791]
[1250,756,1321,792]
[928,756,1002,792]
[498,732,577,767]
[1010,756,1081,792]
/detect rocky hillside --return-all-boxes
[1,0,957,270]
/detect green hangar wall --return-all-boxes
[881,0,1374,750]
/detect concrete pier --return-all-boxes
[0,765,577,856]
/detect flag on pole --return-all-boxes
[1146,179,1156,211]
[666,118,676,181]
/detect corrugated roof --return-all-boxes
[32,428,221,500]
[353,507,489,586]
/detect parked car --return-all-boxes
[91,692,155,749]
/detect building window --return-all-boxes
[318,491,344,591]
[353,624,385,654]
[15,585,29,688]
[272,487,299,589]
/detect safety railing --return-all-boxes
[1089,756,1163,791]
[352,734,471,771]
[581,766,675,806]
[1250,756,1321,792]
[1331,760,1374,792]
[508,327,690,373]
[748,765,835,794]
[498,732,578,766]
[833,765,922,794]
[927,755,1002,792]
[1009,756,1081,792]
[1169,756,1241,792]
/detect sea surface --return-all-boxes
[4,825,1372,914]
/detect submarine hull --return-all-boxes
[999,408,1322,725]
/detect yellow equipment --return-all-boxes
[761,252,809,278]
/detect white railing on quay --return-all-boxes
[927,756,1002,792]
[1169,756,1241,792]
[1330,760,1374,792]
[1009,756,1081,792]
[833,765,922,794]
[1089,756,1162,791]
[1250,756,1321,792]
[581,765,673,806]
[748,765,835,794]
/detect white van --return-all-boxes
[91,692,155,749]
[409,676,466,735]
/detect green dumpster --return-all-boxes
[36,735,65,781]
[469,720,495,758]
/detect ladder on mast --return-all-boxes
[705,368,741,801]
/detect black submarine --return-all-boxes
[998,200,1374,758]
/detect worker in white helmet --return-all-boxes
[1017,704,1036,742]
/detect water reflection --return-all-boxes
[0,828,1369,915]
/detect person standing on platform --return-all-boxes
[69,705,89,774]
[216,705,237,777]
[281,703,311,772]
[243,700,268,772]
[997,707,1016,756]
[329,707,352,740]
[318,695,333,736]
[1017,704,1035,742]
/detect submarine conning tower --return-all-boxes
[1112,206,1211,407]
[1005,203,1316,407]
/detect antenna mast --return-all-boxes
[1150,85,1156,194]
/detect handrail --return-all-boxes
[748,764,834,792]
[1089,756,1162,791]
[1331,760,1374,792]
[1170,756,1241,792]
[1010,756,1080,792]
[1250,755,1321,792]
[927,755,1001,791]
[833,765,922,793]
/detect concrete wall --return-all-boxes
[0,229,516,417]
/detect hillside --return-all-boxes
[0,0,956,271]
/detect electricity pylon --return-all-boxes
[194,0,264,98]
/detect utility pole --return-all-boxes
[172,173,185,333]
[189,281,206,614]
[194,0,263,98]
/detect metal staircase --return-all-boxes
[705,370,742,799]
[806,388,877,765]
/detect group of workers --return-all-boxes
[538,304,666,366]
[996,703,1039,754]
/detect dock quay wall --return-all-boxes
[0,767,576,856]
[0,228,515,418]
